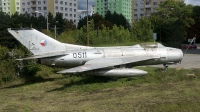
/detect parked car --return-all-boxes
[180,42,197,49]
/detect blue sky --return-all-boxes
[78,0,95,10]
[185,0,200,5]
[78,0,200,10]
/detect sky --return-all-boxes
[78,0,200,10]
[78,0,95,10]
[185,0,200,5]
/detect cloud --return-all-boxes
[185,0,200,5]
[78,0,95,10]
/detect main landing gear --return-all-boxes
[163,64,168,72]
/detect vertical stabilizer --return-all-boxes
[8,28,66,55]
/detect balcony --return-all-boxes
[31,4,36,7]
[31,10,36,13]
[145,5,151,8]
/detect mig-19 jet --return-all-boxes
[8,28,183,77]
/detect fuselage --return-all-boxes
[39,43,183,68]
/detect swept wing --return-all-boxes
[57,56,157,73]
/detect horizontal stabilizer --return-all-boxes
[16,51,68,60]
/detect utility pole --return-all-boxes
[55,25,57,39]
[87,0,89,46]
[54,21,58,39]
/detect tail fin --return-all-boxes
[8,28,66,55]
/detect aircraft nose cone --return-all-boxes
[176,49,184,61]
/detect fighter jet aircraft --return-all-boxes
[8,28,183,77]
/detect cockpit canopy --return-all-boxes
[139,42,165,48]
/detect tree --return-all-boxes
[55,12,66,34]
[77,13,112,30]
[152,0,194,42]
[65,19,76,31]
[131,18,153,42]
[0,12,19,48]
[104,10,131,30]
[187,6,200,42]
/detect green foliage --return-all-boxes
[57,30,77,44]
[22,61,40,77]
[104,10,131,31]
[0,46,16,85]
[132,18,154,42]
[0,45,42,85]
[187,6,200,40]
[77,13,113,30]
[74,20,132,46]
[151,0,194,42]
[0,12,19,48]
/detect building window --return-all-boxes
[65,13,68,17]
[55,0,58,4]
[70,3,72,6]
[60,7,63,10]
[70,14,72,17]
[74,14,76,17]
[74,9,76,12]
[38,7,41,10]
[22,3,25,6]
[22,8,25,11]
[38,1,41,5]
[43,7,47,10]
[134,3,137,7]
[17,7,19,10]
[65,2,67,5]
[153,2,157,6]
[65,8,68,11]
[27,2,30,5]
[43,1,46,4]
[70,8,72,11]
[60,1,63,4]
[74,3,76,7]
[56,6,58,10]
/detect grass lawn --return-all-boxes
[0,67,200,111]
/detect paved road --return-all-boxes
[171,48,200,69]
[148,45,200,69]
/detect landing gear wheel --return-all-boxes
[163,64,168,72]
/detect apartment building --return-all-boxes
[78,5,95,20]
[0,0,78,25]
[25,0,78,25]
[133,0,183,22]
[95,0,132,25]
[0,0,2,12]
[0,0,21,15]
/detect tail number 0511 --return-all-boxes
[73,52,87,58]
